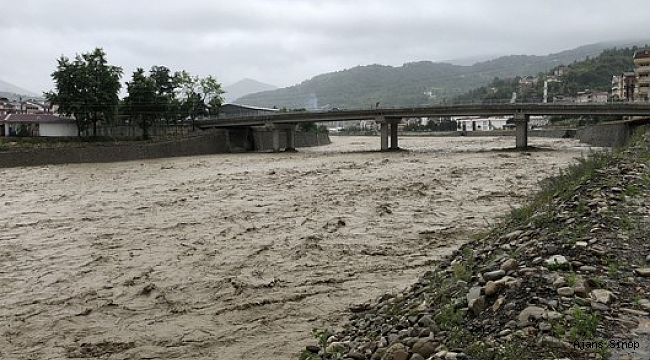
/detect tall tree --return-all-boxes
[175,71,225,129]
[124,68,158,139]
[149,66,177,125]
[46,48,122,137]
[200,75,225,116]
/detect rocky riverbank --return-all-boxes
[301,128,650,360]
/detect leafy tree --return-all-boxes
[46,48,122,137]
[201,75,225,116]
[124,68,158,139]
[149,66,178,125]
[175,71,224,129]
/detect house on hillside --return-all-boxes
[1,114,76,137]
[576,91,608,103]
[553,65,569,77]
[519,76,539,90]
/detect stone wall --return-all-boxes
[577,123,631,147]
[0,129,332,168]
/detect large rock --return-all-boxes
[483,281,500,297]
[557,287,575,297]
[634,268,650,277]
[468,296,487,315]
[381,343,409,360]
[546,255,569,267]
[412,339,436,358]
[545,255,568,267]
[590,289,614,304]
[466,286,482,303]
[572,280,591,298]
[483,270,506,281]
[500,258,518,272]
[518,306,546,327]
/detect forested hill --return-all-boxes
[454,47,640,104]
[235,41,649,109]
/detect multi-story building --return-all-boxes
[612,72,636,101]
[634,49,650,101]
[612,75,622,99]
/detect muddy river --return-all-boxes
[0,136,597,359]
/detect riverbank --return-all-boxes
[0,129,331,168]
[301,128,650,360]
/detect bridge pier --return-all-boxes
[377,116,400,151]
[515,113,529,150]
[267,123,298,152]
[390,120,399,150]
[272,127,280,152]
[380,120,389,151]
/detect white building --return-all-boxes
[1,114,77,137]
[455,116,510,131]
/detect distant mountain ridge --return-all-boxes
[225,78,277,103]
[237,40,650,109]
[0,79,38,97]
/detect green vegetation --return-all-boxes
[454,47,640,106]
[46,48,123,137]
[46,48,224,139]
[567,307,600,341]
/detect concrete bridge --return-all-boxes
[198,103,650,151]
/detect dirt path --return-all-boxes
[0,136,597,359]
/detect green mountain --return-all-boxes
[236,40,650,109]
[454,47,640,104]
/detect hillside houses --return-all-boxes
[611,48,650,101]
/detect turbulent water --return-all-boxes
[0,136,596,359]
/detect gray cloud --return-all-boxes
[1,0,648,95]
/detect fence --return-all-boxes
[81,124,193,138]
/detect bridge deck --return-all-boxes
[196,103,650,151]
[199,103,650,127]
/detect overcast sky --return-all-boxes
[1,0,649,95]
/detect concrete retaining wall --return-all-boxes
[0,131,231,168]
[251,129,331,151]
[0,129,331,168]
[577,123,630,147]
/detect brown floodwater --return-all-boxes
[0,136,598,359]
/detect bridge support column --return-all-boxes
[378,117,389,151]
[272,128,280,152]
[514,113,529,150]
[267,124,298,152]
[390,120,399,150]
[279,124,298,152]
